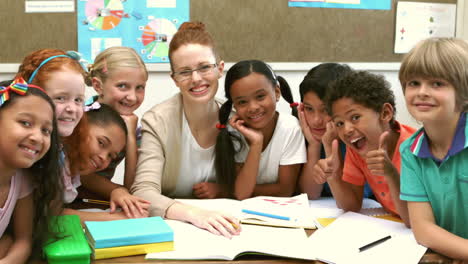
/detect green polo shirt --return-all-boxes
[400,112,468,238]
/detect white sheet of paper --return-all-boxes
[307,212,427,264]
[394,2,456,53]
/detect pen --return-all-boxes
[359,235,392,252]
[82,198,110,205]
[241,209,290,221]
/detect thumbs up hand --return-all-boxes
[312,139,342,184]
[366,131,394,176]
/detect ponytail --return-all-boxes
[214,100,243,196]
[277,75,297,118]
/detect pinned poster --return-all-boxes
[77,0,189,63]
[288,0,390,10]
[394,2,456,54]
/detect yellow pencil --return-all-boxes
[82,198,110,205]
[231,222,239,230]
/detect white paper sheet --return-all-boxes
[394,2,456,53]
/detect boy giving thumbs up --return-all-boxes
[315,70,416,227]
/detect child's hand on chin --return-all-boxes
[120,114,139,133]
[229,114,263,147]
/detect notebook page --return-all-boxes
[146,220,313,260]
[307,212,426,264]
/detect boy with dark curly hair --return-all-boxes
[312,70,415,226]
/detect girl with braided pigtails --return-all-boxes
[215,60,307,200]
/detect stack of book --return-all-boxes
[84,216,174,259]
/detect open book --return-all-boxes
[146,219,314,261]
[177,193,316,229]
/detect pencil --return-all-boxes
[230,222,239,230]
[82,198,110,205]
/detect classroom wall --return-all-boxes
[0,63,418,185]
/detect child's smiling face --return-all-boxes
[44,68,85,137]
[331,98,391,157]
[302,91,330,140]
[0,95,53,170]
[231,73,280,132]
[95,67,146,116]
[79,122,126,175]
[404,77,458,124]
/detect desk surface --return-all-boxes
[32,228,453,264]
[32,201,453,264]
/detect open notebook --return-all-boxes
[146,219,314,261]
[177,194,316,229]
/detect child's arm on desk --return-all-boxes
[62,208,129,224]
[120,114,138,190]
[80,173,150,218]
[409,201,468,260]
[252,164,301,197]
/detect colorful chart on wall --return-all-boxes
[394,2,456,53]
[78,0,189,63]
[288,0,390,10]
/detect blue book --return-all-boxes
[84,217,173,249]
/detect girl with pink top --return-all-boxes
[0,78,61,262]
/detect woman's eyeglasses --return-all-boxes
[172,63,218,82]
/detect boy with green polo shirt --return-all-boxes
[399,37,468,261]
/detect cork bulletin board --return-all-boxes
[0,0,457,63]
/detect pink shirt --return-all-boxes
[0,170,33,237]
[62,160,81,204]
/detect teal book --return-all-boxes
[84,216,173,249]
[43,215,92,264]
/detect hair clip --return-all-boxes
[102,58,108,73]
[289,102,299,108]
[0,78,44,106]
[66,50,89,73]
[84,101,101,112]
[216,123,226,130]
[0,78,29,106]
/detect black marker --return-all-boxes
[359,235,392,252]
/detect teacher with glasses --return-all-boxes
[132,22,241,238]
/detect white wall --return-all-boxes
[0,62,420,185]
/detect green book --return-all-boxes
[43,215,91,264]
